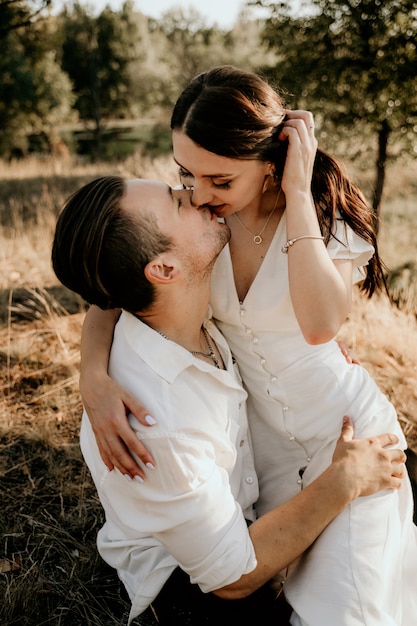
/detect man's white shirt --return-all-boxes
[80,311,259,620]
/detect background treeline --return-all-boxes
[1,0,416,216]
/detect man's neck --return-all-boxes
[134,285,211,354]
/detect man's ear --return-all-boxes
[144,257,181,284]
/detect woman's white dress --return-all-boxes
[210,213,417,626]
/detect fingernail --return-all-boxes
[124,474,132,482]
[145,415,157,425]
[146,462,155,471]
[134,475,144,484]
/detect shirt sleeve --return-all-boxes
[95,430,257,593]
[327,218,375,285]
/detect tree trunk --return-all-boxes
[373,119,390,234]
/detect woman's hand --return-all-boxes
[279,111,352,343]
[278,109,318,196]
[80,373,156,481]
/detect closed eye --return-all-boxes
[179,168,231,190]
[212,180,231,189]
[179,168,192,181]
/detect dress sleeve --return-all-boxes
[327,217,375,285]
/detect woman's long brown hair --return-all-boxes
[171,65,387,297]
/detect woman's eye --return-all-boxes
[178,167,231,190]
[212,181,231,189]
[179,168,192,180]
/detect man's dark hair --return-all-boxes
[51,176,172,313]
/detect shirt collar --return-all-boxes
[119,311,242,390]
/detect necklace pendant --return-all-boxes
[253,235,263,245]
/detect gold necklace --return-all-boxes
[233,187,282,245]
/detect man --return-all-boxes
[51,176,404,626]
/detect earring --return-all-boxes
[262,165,275,194]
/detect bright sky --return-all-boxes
[79,0,259,28]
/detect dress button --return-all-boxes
[245,476,254,484]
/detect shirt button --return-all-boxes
[245,476,254,484]
[253,337,258,344]
[297,479,302,485]
[282,406,288,412]
[271,376,277,382]
[260,358,266,365]
[289,435,295,441]
[306,457,311,462]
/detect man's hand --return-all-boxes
[337,340,361,365]
[332,416,406,498]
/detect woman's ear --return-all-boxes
[144,257,181,284]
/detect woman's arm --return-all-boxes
[280,111,352,343]
[80,305,154,479]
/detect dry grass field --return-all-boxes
[0,153,416,625]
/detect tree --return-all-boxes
[148,7,232,101]
[59,0,142,158]
[0,0,51,37]
[136,5,275,113]
[255,0,417,221]
[0,9,75,158]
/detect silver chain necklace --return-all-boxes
[190,327,222,369]
[156,325,222,369]
[233,186,282,245]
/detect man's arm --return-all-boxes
[214,418,405,599]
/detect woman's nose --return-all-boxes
[190,183,213,207]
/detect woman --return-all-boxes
[79,66,417,625]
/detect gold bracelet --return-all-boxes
[281,235,324,254]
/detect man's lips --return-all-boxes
[200,206,217,220]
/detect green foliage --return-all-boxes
[0,1,271,160]
[128,6,271,114]
[0,17,75,158]
[0,0,51,37]
[259,0,417,129]
[256,0,417,214]
[59,1,144,158]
